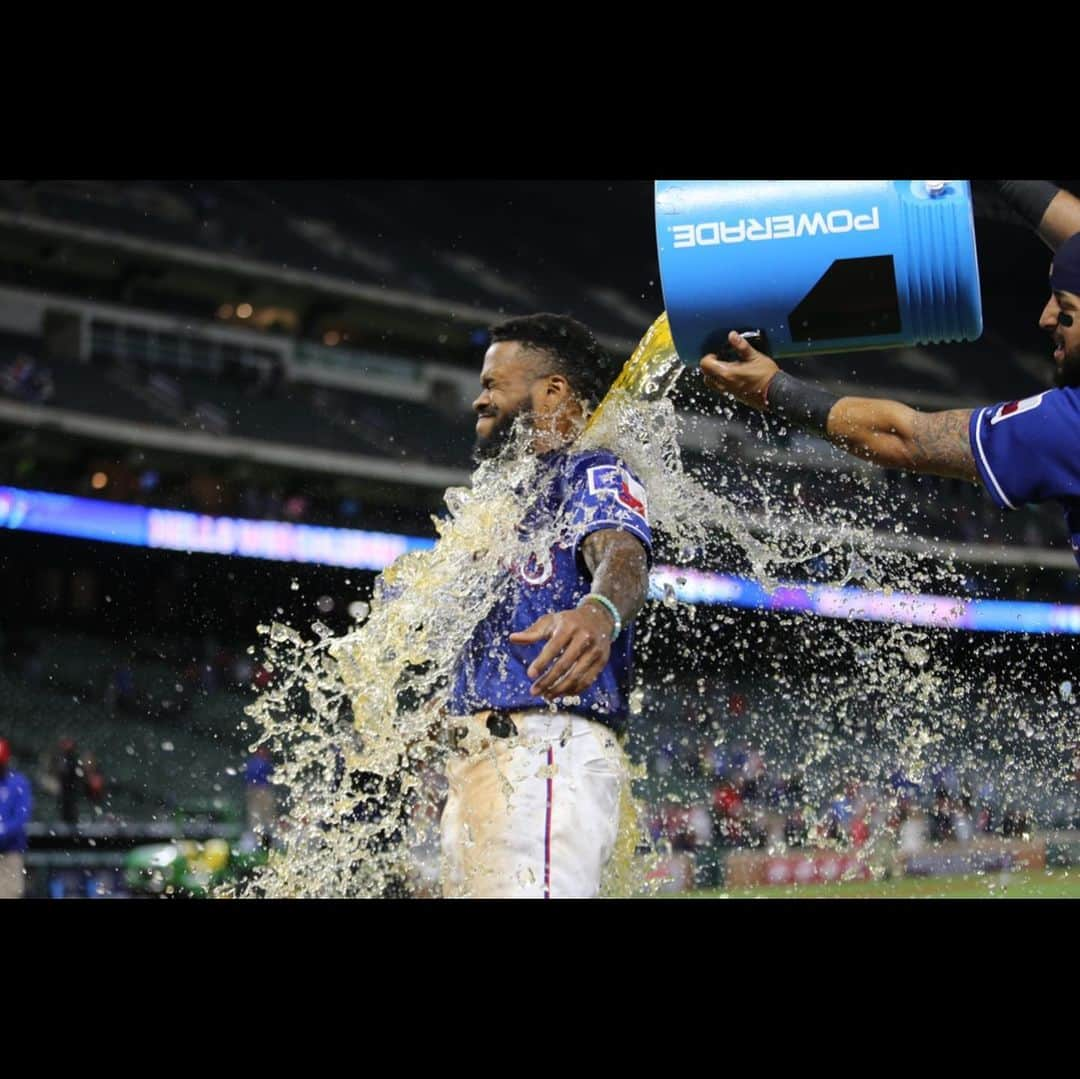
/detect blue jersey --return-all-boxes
[449,448,652,734]
[969,386,1080,567]
[0,770,32,854]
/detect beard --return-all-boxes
[472,408,534,464]
[1054,348,1080,389]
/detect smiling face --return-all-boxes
[471,341,580,461]
[1039,285,1080,389]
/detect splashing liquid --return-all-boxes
[238,315,697,897]
[237,312,1075,898]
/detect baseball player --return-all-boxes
[442,313,651,898]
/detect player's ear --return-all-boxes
[543,372,572,403]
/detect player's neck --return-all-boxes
[530,410,583,455]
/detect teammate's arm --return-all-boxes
[509,529,648,701]
[700,332,979,483]
[828,399,978,482]
[1039,189,1080,250]
[994,181,1080,251]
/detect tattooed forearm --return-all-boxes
[581,530,649,625]
[827,397,979,483]
[909,409,979,482]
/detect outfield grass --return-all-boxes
[676,869,1080,899]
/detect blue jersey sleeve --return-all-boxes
[562,452,652,558]
[968,388,1080,509]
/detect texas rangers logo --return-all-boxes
[586,465,649,520]
[990,392,1046,425]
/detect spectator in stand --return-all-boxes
[82,753,107,816]
[53,738,82,826]
[0,739,32,899]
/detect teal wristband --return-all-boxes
[580,593,621,639]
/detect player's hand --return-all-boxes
[700,331,780,412]
[509,605,615,700]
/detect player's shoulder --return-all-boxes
[980,386,1078,428]
[565,446,621,467]
[563,447,641,480]
[1055,385,1080,411]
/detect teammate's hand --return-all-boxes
[509,604,615,700]
[700,331,780,412]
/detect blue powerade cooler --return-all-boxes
[655,180,983,363]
